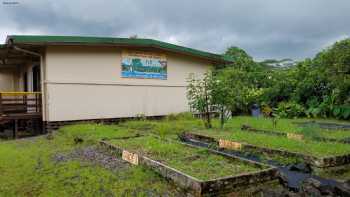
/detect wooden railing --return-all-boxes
[0,92,42,115]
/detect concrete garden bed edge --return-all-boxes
[182,132,350,168]
[99,140,279,196]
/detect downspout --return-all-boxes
[11,45,48,130]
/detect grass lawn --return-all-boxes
[108,136,264,180]
[0,124,178,197]
[114,115,350,141]
[0,114,348,196]
[57,117,350,159]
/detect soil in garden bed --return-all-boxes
[107,136,268,181]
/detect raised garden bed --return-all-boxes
[241,124,350,144]
[294,121,350,130]
[100,136,278,196]
[181,132,350,168]
[226,117,350,140]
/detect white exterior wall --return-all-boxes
[45,46,211,121]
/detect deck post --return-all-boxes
[0,93,3,115]
[13,119,18,139]
[24,94,27,113]
[36,93,39,112]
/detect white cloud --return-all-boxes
[0,27,45,44]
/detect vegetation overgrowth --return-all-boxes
[0,125,178,196]
[114,114,350,158]
[66,114,350,158]
[109,136,262,180]
[192,129,350,157]
[187,39,350,128]
[1,113,349,196]
[225,116,350,140]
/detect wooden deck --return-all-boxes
[0,92,42,138]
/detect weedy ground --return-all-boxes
[226,116,350,140]
[0,125,180,197]
[109,135,263,180]
[191,129,350,157]
[0,113,349,196]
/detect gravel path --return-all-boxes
[53,146,129,171]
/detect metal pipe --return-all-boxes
[12,46,41,57]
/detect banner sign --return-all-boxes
[121,50,167,80]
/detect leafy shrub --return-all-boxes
[295,124,321,139]
[305,93,337,118]
[332,105,350,120]
[165,112,194,121]
[261,104,273,117]
[275,102,305,118]
[155,123,172,139]
[135,113,147,121]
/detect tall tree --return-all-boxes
[187,73,213,128]
[219,46,255,70]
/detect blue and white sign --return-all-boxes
[121,50,167,80]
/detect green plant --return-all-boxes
[332,105,350,120]
[210,75,231,129]
[165,112,194,121]
[109,136,261,180]
[271,116,279,128]
[305,92,338,118]
[155,123,171,139]
[193,129,350,157]
[261,104,273,117]
[0,126,175,196]
[187,72,214,128]
[275,101,305,118]
[135,113,147,121]
[295,124,321,140]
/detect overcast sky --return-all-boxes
[0,0,349,60]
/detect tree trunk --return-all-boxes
[220,105,224,129]
[204,85,212,129]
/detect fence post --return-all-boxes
[13,119,18,139]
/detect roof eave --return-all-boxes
[7,35,234,64]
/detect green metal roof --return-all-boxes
[7,35,234,63]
